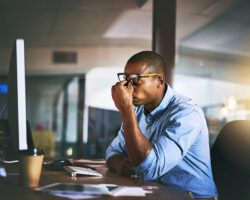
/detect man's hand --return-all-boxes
[115,157,133,176]
[106,155,133,176]
[110,80,153,167]
[111,81,134,112]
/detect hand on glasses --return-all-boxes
[111,80,134,112]
[117,73,162,86]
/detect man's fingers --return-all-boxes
[123,160,133,174]
[111,85,116,95]
[122,165,132,176]
[126,81,134,90]
[113,81,133,91]
[125,161,133,169]
[123,168,131,176]
[115,80,127,86]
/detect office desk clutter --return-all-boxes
[44,158,72,170]
[63,166,103,177]
[0,160,190,200]
[39,159,157,199]
[44,158,103,177]
[36,183,155,198]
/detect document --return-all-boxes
[36,183,154,198]
[111,186,154,197]
[36,183,120,196]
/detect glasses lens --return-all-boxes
[118,74,126,81]
[127,74,139,85]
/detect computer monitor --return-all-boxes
[6,39,34,158]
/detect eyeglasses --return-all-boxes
[117,73,162,85]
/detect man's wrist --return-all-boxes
[120,105,134,119]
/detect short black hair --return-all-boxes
[126,51,165,75]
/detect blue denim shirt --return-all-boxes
[106,85,218,198]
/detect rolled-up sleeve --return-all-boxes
[105,124,126,161]
[135,107,202,180]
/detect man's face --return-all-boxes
[124,62,163,107]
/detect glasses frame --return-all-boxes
[117,73,162,85]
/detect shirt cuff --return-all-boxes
[105,150,120,161]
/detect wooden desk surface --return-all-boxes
[0,162,190,200]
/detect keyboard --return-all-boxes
[63,166,103,177]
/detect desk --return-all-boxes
[0,162,190,200]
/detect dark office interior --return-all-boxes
[0,1,249,199]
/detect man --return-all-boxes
[106,51,218,199]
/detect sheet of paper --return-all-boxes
[112,186,153,197]
[36,183,156,198]
[50,192,99,200]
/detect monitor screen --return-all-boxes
[7,39,28,152]
[0,83,8,95]
[0,39,34,161]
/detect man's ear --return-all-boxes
[157,76,165,88]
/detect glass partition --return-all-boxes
[175,0,250,146]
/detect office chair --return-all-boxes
[210,120,250,200]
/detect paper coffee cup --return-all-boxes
[19,148,44,188]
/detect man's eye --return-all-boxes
[131,78,138,82]
[131,78,139,85]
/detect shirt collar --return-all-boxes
[144,84,174,118]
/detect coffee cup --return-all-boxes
[18,148,44,188]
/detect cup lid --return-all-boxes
[19,148,44,156]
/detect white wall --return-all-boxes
[85,67,250,110]
[0,46,148,75]
[174,74,250,107]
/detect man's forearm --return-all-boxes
[121,107,153,166]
